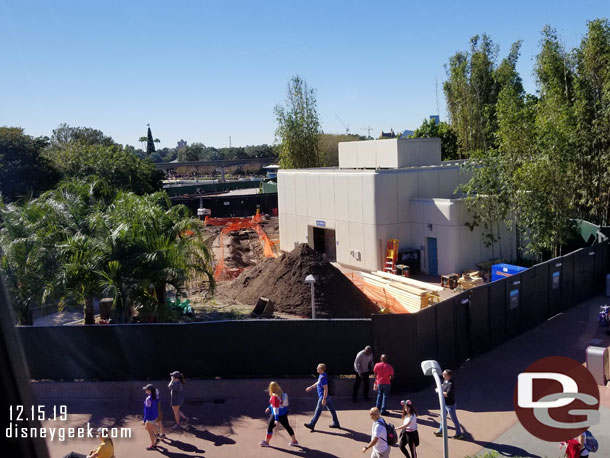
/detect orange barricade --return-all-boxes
[211,216,277,280]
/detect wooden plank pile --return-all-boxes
[360,271,440,313]
[457,270,485,290]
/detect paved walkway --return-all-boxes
[42,296,610,458]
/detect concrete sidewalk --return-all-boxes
[40,296,610,458]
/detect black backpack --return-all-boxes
[327,375,336,396]
[378,418,397,446]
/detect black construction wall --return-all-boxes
[17,242,610,387]
[171,193,278,218]
[19,320,371,381]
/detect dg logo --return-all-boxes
[513,356,600,442]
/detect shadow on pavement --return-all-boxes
[470,438,541,458]
[161,437,205,453]
[156,443,205,457]
[187,427,236,446]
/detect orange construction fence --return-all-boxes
[348,272,408,314]
[209,215,277,281]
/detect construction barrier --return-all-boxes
[12,241,610,389]
[372,240,610,390]
[18,319,372,381]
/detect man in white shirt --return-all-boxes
[353,345,374,402]
[361,407,390,457]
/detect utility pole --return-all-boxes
[229,136,232,148]
[361,126,374,138]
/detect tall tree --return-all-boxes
[146,125,156,154]
[572,19,610,226]
[274,75,322,168]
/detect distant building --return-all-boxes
[400,130,415,139]
[430,115,440,124]
[177,139,187,150]
[380,129,396,139]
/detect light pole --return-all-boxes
[421,360,448,458]
[304,274,316,319]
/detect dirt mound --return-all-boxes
[219,244,379,318]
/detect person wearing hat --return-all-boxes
[62,427,114,458]
[353,345,374,402]
[396,400,419,458]
[168,371,188,427]
[142,384,159,450]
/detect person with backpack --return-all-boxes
[259,381,299,448]
[563,429,598,457]
[362,407,393,457]
[304,363,341,431]
[396,400,419,458]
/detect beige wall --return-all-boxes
[278,165,515,274]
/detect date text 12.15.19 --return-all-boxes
[9,405,67,422]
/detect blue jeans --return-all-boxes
[376,384,391,411]
[436,404,462,435]
[309,396,340,426]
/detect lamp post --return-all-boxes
[421,360,448,458]
[304,274,316,319]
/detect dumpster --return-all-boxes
[491,263,527,282]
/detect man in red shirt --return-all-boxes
[373,354,394,415]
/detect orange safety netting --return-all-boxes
[209,215,277,281]
[348,272,408,314]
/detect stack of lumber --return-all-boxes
[457,270,484,290]
[360,271,440,313]
[372,271,445,292]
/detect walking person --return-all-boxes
[259,381,299,448]
[396,400,419,458]
[361,407,391,457]
[168,370,188,427]
[434,369,463,439]
[353,345,374,402]
[304,363,340,431]
[155,387,166,439]
[142,384,160,450]
[373,354,394,415]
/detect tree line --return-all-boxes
[0,125,215,325]
[443,19,610,260]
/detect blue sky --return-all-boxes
[0,0,607,149]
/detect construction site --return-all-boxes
[199,138,509,318]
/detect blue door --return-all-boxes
[427,237,438,276]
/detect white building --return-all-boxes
[277,138,515,275]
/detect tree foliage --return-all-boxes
[0,177,214,325]
[408,119,459,160]
[453,19,610,260]
[0,127,60,202]
[44,141,162,194]
[274,75,322,168]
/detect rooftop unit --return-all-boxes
[338,137,441,169]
